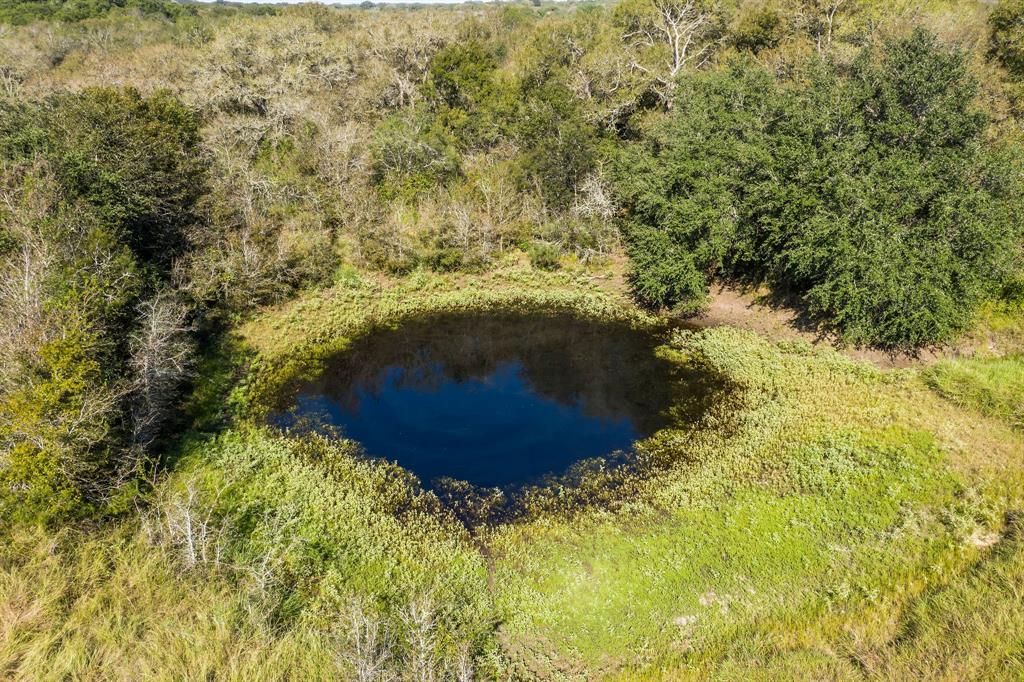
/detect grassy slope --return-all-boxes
[925,355,1024,430]
[2,263,1023,680]
[922,301,1024,431]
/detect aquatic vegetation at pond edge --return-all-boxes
[268,311,695,491]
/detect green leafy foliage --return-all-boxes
[990,0,1024,78]
[422,39,506,149]
[526,240,561,270]
[0,0,195,25]
[626,227,709,314]
[0,88,207,522]
[614,59,777,310]
[38,88,204,268]
[615,30,1022,349]
[370,111,462,202]
[0,331,112,522]
[514,80,598,210]
[732,5,785,53]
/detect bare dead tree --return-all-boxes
[123,290,194,484]
[242,510,305,598]
[623,0,721,108]
[0,170,60,389]
[364,28,446,110]
[564,172,620,262]
[0,64,23,98]
[151,479,232,570]
[338,598,397,682]
[572,173,616,224]
[128,291,194,447]
[452,642,474,682]
[798,0,850,54]
[401,593,441,682]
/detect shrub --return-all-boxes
[513,80,598,210]
[612,59,777,312]
[370,112,462,202]
[526,240,561,270]
[625,228,708,314]
[0,0,194,25]
[3,88,207,270]
[733,6,785,54]
[0,330,113,523]
[425,246,465,273]
[0,88,207,521]
[768,31,1021,348]
[989,0,1024,78]
[422,39,505,149]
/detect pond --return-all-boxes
[270,311,715,490]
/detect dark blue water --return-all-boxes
[287,360,642,488]
[270,312,706,490]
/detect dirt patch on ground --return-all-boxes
[585,259,964,369]
[693,284,960,369]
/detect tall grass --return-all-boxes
[0,525,337,680]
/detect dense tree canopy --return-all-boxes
[0,88,205,521]
[0,0,194,24]
[614,30,1022,348]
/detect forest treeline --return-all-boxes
[0,0,1023,522]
